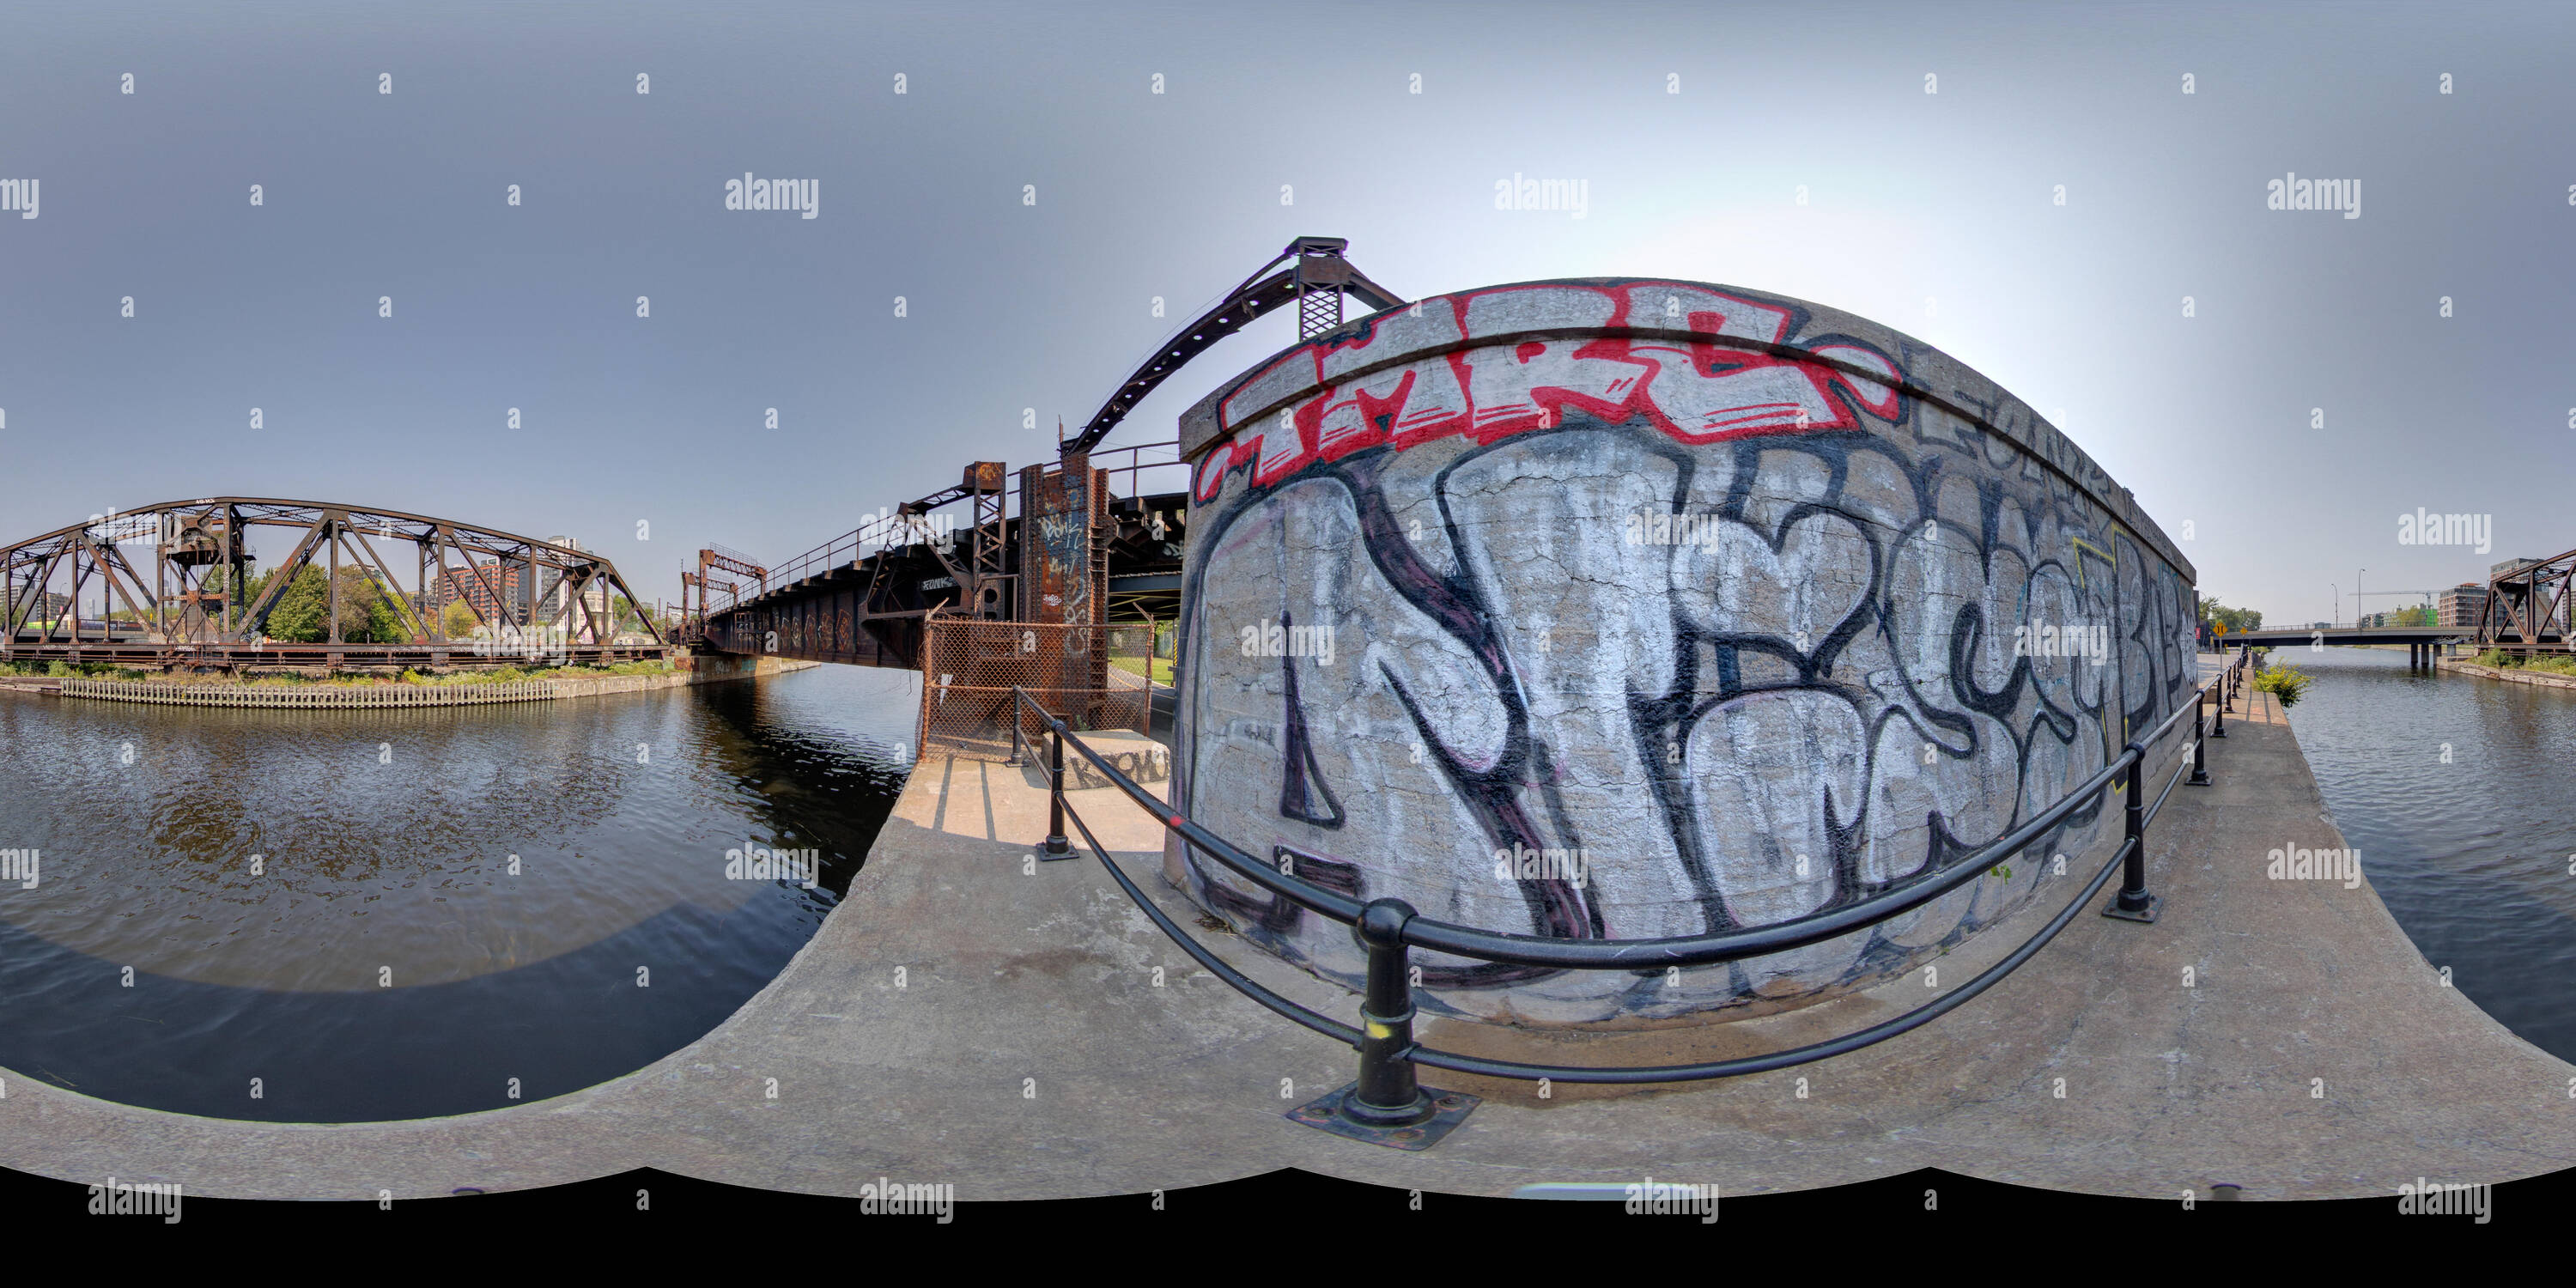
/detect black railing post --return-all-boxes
[2103,743,2161,922]
[1287,897,1479,1149]
[2211,674,2227,737]
[1040,723,1074,860]
[1350,900,1431,1123]
[2187,699,2211,785]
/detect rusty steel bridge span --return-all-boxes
[694,236,1401,673]
[1,497,669,671]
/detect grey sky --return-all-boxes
[3,0,2568,624]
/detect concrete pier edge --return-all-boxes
[0,657,2570,1201]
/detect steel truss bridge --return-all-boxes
[691,453,1193,666]
[696,236,1401,670]
[2219,546,2572,669]
[2476,546,2575,659]
[2,498,668,671]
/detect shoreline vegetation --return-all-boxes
[0,658,679,687]
[2471,649,2576,677]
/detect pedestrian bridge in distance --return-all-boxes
[2223,626,2477,647]
[2217,624,2517,673]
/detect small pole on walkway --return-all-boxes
[2188,699,2211,785]
[2104,744,2161,922]
[1285,898,1477,1149]
[1351,900,1431,1123]
[1042,723,1074,859]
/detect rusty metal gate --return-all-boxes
[919,620,1151,762]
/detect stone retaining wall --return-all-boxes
[2438,658,2576,690]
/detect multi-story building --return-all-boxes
[2439,582,2488,630]
[14,591,72,627]
[438,563,524,627]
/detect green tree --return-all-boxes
[441,598,480,638]
[261,567,393,641]
[2200,598,2263,633]
[264,568,329,641]
[361,580,411,642]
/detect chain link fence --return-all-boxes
[920,620,1153,762]
[1104,621,1174,690]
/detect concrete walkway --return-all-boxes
[3,659,2571,1200]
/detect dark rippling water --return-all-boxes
[0,665,915,1121]
[2281,647,2576,1061]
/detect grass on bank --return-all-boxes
[0,659,679,686]
[2476,649,2576,676]
[1108,655,1176,685]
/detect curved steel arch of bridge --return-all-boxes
[693,236,1401,670]
[0,497,668,668]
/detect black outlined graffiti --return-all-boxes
[1172,282,2196,1024]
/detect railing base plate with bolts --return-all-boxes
[2100,892,2162,924]
[1287,1083,1481,1151]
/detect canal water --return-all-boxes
[2281,647,2576,1063]
[0,666,917,1121]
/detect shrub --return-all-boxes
[2253,663,2314,708]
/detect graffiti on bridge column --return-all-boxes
[1175,280,2196,1024]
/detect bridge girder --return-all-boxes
[1061,236,1403,458]
[2477,546,2576,656]
[1,497,663,653]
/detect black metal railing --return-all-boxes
[1008,646,2250,1149]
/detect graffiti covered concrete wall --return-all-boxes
[1170,279,2198,1027]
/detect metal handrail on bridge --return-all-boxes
[1007,647,2249,1148]
[703,443,1195,619]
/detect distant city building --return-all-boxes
[2439,582,2488,629]
[17,591,71,623]
[433,540,625,640]
[438,563,524,626]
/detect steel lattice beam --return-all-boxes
[1061,236,1402,457]
[0,497,665,658]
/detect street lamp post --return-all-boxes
[2330,584,2338,630]
[2357,568,2366,630]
